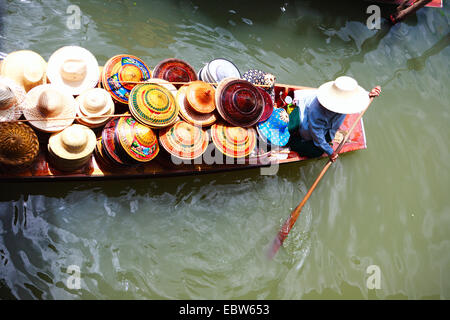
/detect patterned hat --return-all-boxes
[257,87,274,123]
[129,83,179,128]
[185,81,216,114]
[211,123,256,158]
[159,121,209,160]
[0,122,39,171]
[152,58,197,88]
[0,76,27,122]
[101,117,127,166]
[215,78,264,127]
[145,78,178,98]
[102,54,152,104]
[257,108,290,147]
[115,116,159,163]
[176,86,217,127]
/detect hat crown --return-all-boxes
[61,59,87,82]
[82,89,108,115]
[23,61,45,85]
[61,126,88,152]
[334,76,358,92]
[37,89,64,117]
[174,122,199,145]
[0,84,16,110]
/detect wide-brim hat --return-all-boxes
[211,123,257,158]
[75,88,115,127]
[102,54,152,104]
[206,58,241,83]
[215,77,264,127]
[0,50,47,92]
[257,87,274,123]
[48,124,96,161]
[145,78,178,98]
[257,108,290,147]
[317,76,370,114]
[47,46,100,96]
[101,117,127,166]
[186,81,216,113]
[176,86,217,127]
[23,84,76,133]
[159,120,209,160]
[115,116,159,163]
[0,122,39,170]
[152,58,197,88]
[0,76,27,121]
[129,83,179,128]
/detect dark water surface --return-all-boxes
[0,0,449,299]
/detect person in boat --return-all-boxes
[288,76,381,162]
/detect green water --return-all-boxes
[0,0,449,300]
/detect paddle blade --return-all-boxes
[267,223,290,259]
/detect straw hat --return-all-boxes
[211,123,257,158]
[48,124,96,160]
[102,54,152,104]
[115,116,159,163]
[317,76,370,114]
[47,46,99,96]
[257,108,290,147]
[176,86,217,127]
[257,87,274,123]
[0,122,39,170]
[76,88,115,128]
[0,76,27,121]
[23,84,76,133]
[101,117,128,166]
[0,50,47,92]
[129,83,179,128]
[145,78,177,98]
[185,81,216,114]
[159,121,209,160]
[153,58,197,88]
[215,77,264,127]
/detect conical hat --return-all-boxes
[159,121,209,160]
[211,123,256,158]
[257,108,290,147]
[176,86,217,127]
[48,124,96,161]
[0,76,26,122]
[152,58,197,88]
[102,54,152,104]
[115,116,159,163]
[75,88,115,127]
[47,46,100,96]
[23,84,76,133]
[317,76,370,114]
[0,50,47,92]
[129,83,178,128]
[215,77,264,127]
[101,117,127,166]
[186,81,216,114]
[0,122,39,170]
[145,78,177,98]
[257,87,274,123]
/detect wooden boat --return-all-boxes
[0,83,367,182]
[364,0,443,7]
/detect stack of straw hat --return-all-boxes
[211,123,257,159]
[0,76,27,122]
[75,88,115,128]
[198,58,241,85]
[153,58,197,88]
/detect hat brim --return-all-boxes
[75,90,115,126]
[47,46,99,96]
[48,124,96,160]
[176,86,217,127]
[0,76,26,121]
[317,81,370,114]
[211,123,256,158]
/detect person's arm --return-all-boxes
[309,117,334,156]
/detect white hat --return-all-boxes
[317,76,370,114]
[47,46,99,96]
[76,88,115,127]
[0,76,26,121]
[48,124,96,160]
[23,84,76,132]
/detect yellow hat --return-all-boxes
[48,124,96,161]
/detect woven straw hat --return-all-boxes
[0,76,27,122]
[129,83,179,128]
[185,81,216,114]
[76,88,115,128]
[102,54,152,104]
[47,46,100,96]
[48,124,96,161]
[145,78,177,98]
[176,86,217,127]
[159,121,209,160]
[153,58,197,88]
[317,76,370,114]
[23,84,76,133]
[211,123,257,158]
[0,122,39,170]
[215,77,264,127]
[0,50,47,92]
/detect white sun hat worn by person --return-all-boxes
[23,84,77,133]
[0,50,47,92]
[0,76,27,121]
[317,76,370,114]
[75,88,115,128]
[47,46,100,96]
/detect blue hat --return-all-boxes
[257,108,290,147]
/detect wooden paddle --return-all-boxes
[268,91,379,259]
